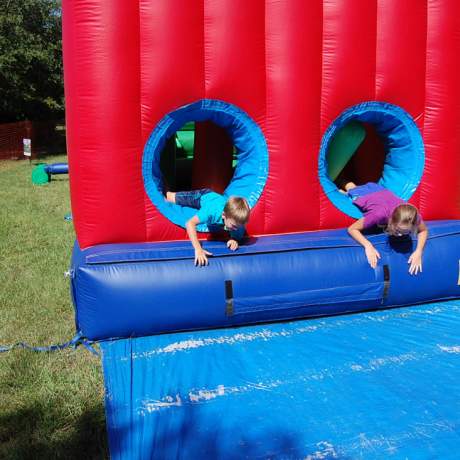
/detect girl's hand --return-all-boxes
[227,239,239,251]
[408,250,422,275]
[194,248,212,266]
[365,244,381,269]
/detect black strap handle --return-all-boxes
[225,280,234,316]
[383,264,390,301]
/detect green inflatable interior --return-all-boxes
[326,121,366,181]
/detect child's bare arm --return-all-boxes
[415,221,428,252]
[186,216,212,266]
[348,218,381,269]
[408,221,428,275]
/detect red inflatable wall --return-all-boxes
[62,0,460,249]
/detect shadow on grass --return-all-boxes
[0,402,108,460]
[0,352,107,460]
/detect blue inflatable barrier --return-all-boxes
[45,162,69,175]
[70,220,460,341]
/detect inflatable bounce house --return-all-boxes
[63,1,460,458]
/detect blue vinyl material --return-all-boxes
[142,99,269,232]
[70,220,460,341]
[318,101,425,218]
[44,162,69,175]
[100,300,460,459]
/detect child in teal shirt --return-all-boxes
[166,189,250,266]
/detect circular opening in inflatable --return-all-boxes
[143,99,269,232]
[318,101,425,218]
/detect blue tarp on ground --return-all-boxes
[100,301,460,459]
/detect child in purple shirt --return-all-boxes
[344,182,428,275]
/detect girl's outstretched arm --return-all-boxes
[348,218,381,269]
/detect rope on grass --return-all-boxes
[0,332,99,356]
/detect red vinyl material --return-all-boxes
[62,0,460,248]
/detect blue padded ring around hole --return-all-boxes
[318,101,425,218]
[142,99,269,232]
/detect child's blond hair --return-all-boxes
[387,203,419,236]
[224,196,250,225]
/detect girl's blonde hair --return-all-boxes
[224,196,250,225]
[387,203,419,236]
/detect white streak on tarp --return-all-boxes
[304,441,339,459]
[438,345,460,354]
[130,327,319,359]
[126,302,460,360]
[138,394,182,415]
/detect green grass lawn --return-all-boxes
[0,156,108,459]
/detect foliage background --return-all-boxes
[0,0,64,123]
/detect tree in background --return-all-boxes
[0,0,63,123]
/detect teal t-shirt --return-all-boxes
[196,192,246,241]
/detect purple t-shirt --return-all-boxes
[353,189,404,229]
